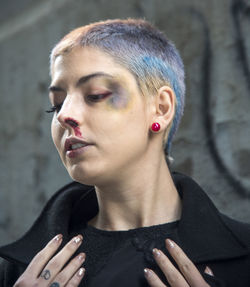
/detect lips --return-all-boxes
[64,137,91,153]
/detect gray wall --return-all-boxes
[0,0,250,247]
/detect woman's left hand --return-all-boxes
[144,239,213,287]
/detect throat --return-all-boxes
[87,185,182,232]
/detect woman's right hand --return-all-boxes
[14,234,86,287]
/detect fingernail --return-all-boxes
[78,253,86,261]
[78,267,85,277]
[166,239,175,248]
[144,268,153,278]
[73,235,83,244]
[204,266,214,276]
[152,248,161,257]
[53,234,63,243]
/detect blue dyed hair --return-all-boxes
[51,18,185,161]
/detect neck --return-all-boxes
[88,155,182,231]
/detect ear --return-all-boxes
[152,86,176,132]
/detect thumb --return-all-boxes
[204,266,214,276]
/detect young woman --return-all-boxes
[0,18,250,287]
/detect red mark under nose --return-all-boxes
[65,118,82,137]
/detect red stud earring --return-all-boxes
[151,122,161,132]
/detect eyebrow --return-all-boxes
[48,72,114,92]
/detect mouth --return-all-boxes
[64,137,93,158]
[68,142,89,151]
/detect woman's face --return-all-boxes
[49,47,153,186]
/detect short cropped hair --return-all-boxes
[50,18,185,162]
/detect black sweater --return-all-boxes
[0,172,250,286]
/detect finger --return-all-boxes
[144,268,168,287]
[37,234,83,283]
[165,239,209,287]
[152,249,189,287]
[25,234,63,276]
[204,266,214,276]
[52,253,86,285]
[66,267,85,286]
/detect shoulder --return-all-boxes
[219,213,250,249]
[0,180,95,269]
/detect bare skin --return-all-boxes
[15,46,213,286]
[50,46,182,231]
[14,234,85,286]
[145,239,213,287]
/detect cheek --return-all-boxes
[51,117,62,150]
[102,104,147,144]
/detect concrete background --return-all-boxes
[0,0,250,248]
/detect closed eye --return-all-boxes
[46,92,112,113]
[86,92,112,102]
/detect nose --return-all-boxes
[57,113,83,138]
[56,98,82,135]
[64,117,79,128]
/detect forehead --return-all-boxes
[51,46,135,87]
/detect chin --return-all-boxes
[67,166,92,185]
[66,163,106,186]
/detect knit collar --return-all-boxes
[0,172,249,266]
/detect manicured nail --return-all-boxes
[144,268,153,278]
[73,235,83,244]
[152,248,161,257]
[53,234,62,242]
[78,267,85,277]
[78,253,86,261]
[166,239,175,248]
[204,266,214,276]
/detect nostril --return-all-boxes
[64,117,82,137]
[65,117,79,128]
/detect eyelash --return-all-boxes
[86,93,111,101]
[46,103,62,113]
[45,93,111,113]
